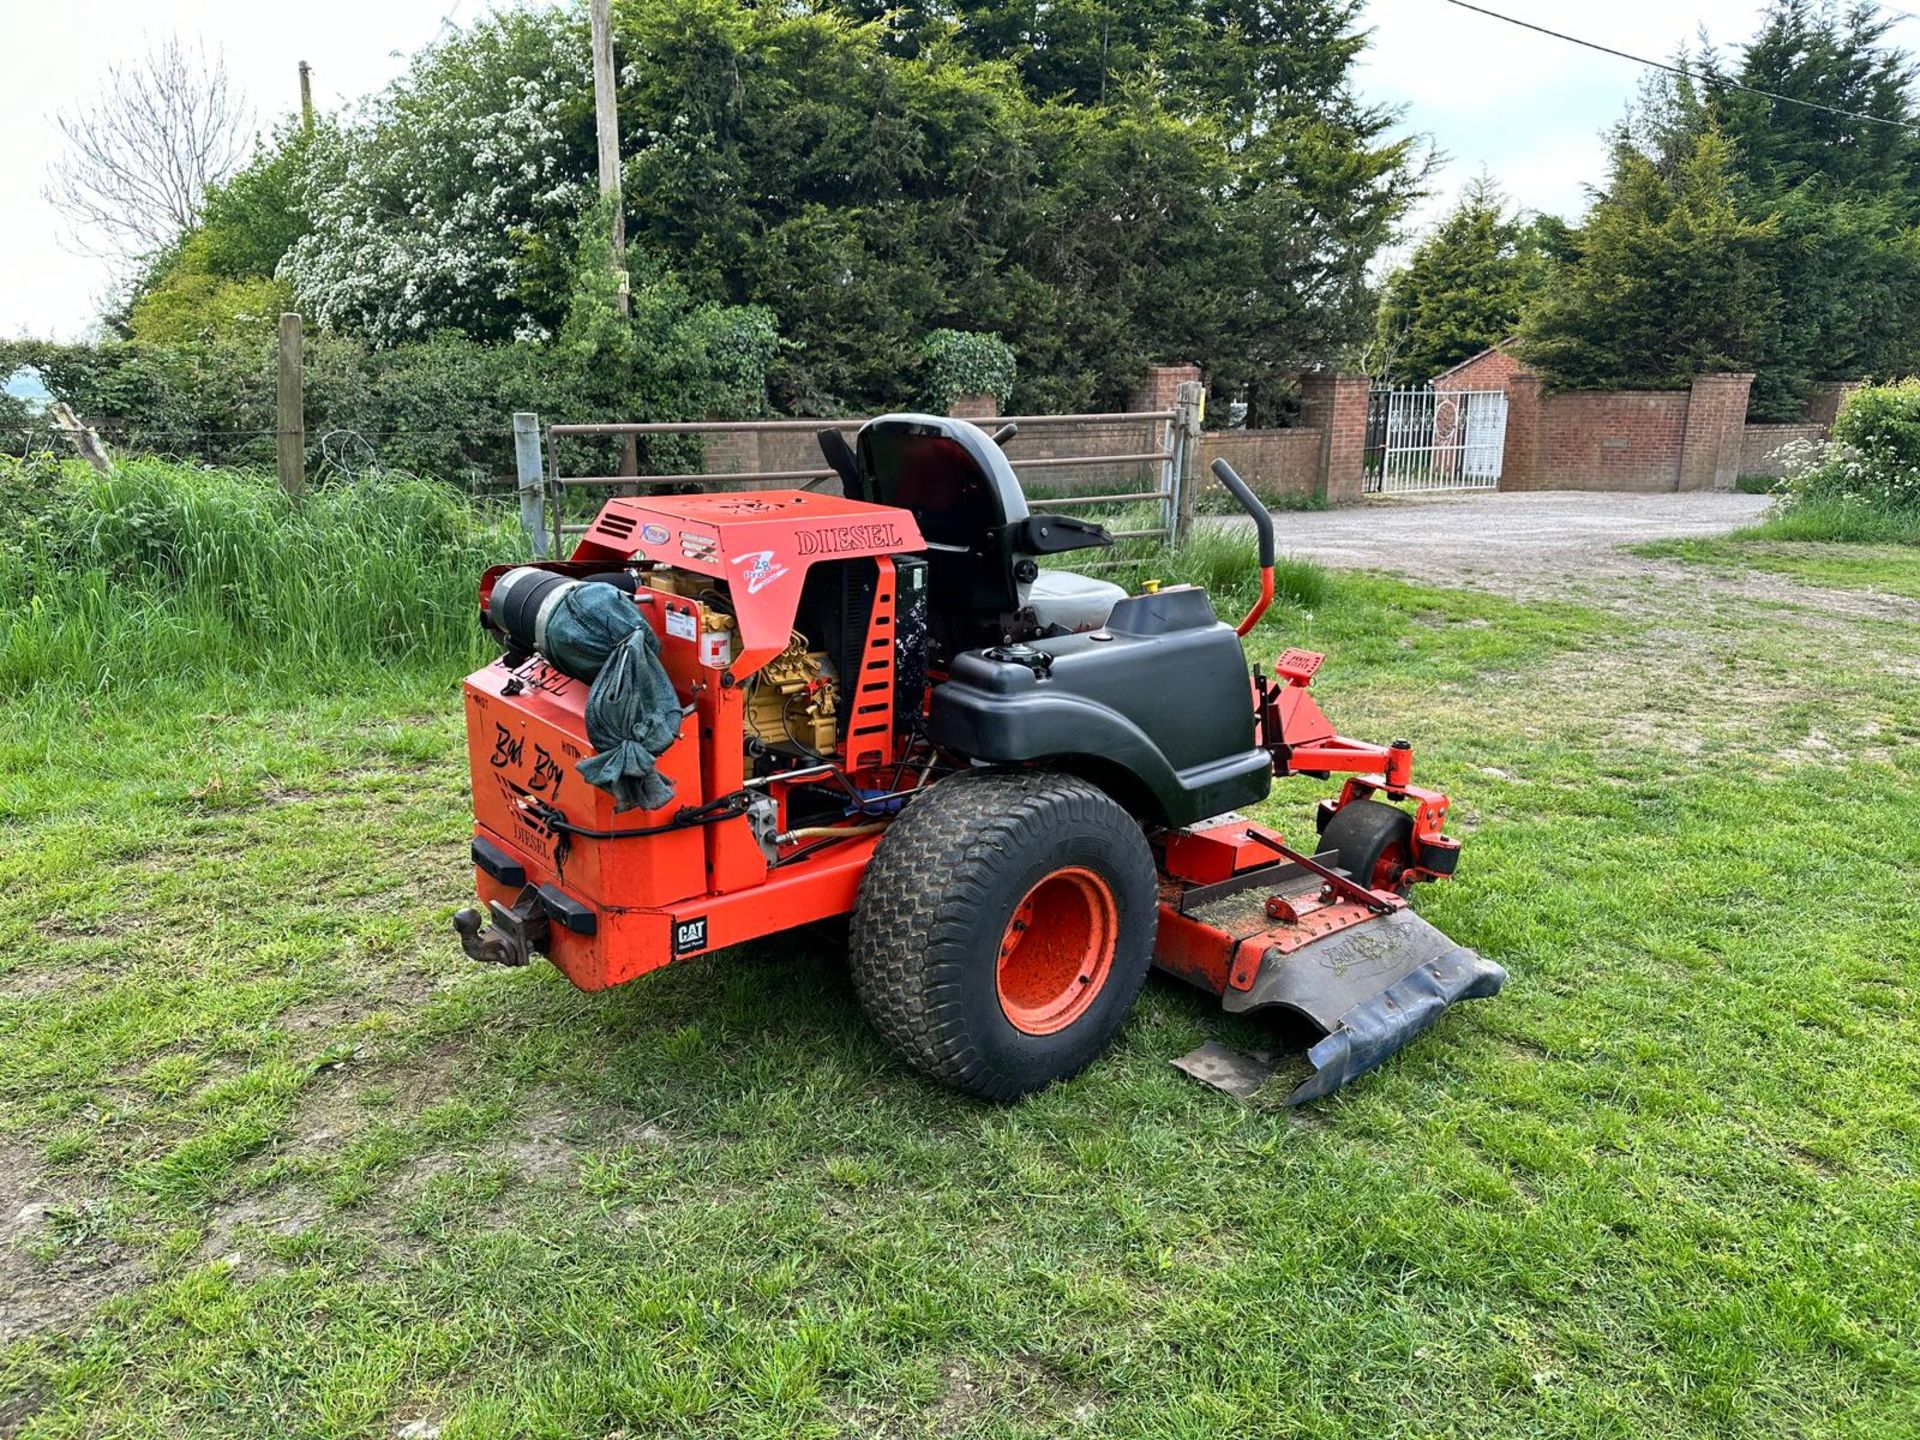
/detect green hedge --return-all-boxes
[1,315,778,486]
[919,330,1017,413]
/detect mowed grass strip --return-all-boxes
[1634,498,1920,603]
[4,546,1919,1435]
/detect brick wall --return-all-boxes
[677,414,1177,497]
[694,425,853,482]
[995,417,1175,497]
[676,365,1337,505]
[1678,373,1756,491]
[1296,372,1371,504]
[1806,381,1863,432]
[1501,372,1544,492]
[615,364,1347,510]
[1740,423,1825,479]
[1198,430,1323,503]
[1499,370,1756,493]
[1539,390,1692,491]
[1433,345,1523,392]
[1130,364,1201,412]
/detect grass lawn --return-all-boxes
[1635,536,1920,603]
[4,555,1919,1436]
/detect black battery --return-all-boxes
[891,553,930,730]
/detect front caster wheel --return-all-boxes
[1320,799,1417,897]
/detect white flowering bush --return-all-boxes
[1781,379,1920,514]
[279,9,594,344]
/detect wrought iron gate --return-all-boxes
[1364,387,1508,494]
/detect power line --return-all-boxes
[1436,0,1920,134]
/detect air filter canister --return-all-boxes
[489,566,578,655]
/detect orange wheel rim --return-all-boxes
[995,866,1119,1036]
[1371,840,1411,893]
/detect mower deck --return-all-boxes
[1153,815,1505,1103]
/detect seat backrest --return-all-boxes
[856,414,1028,542]
[856,414,1030,654]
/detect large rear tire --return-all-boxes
[849,769,1157,1101]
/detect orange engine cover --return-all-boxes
[463,489,930,992]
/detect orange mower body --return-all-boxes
[455,416,1503,1103]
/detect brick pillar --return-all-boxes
[1296,371,1371,504]
[1500,370,1544,492]
[1806,380,1862,434]
[1678,372,1755,492]
[1131,364,1202,413]
[948,394,999,420]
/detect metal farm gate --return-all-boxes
[1364,387,1508,494]
[514,406,1200,563]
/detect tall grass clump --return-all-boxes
[1047,501,1331,618]
[1748,380,1920,543]
[0,456,521,700]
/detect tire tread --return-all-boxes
[849,769,1155,1100]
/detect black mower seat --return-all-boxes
[851,414,1117,650]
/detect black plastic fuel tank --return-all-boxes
[928,586,1272,825]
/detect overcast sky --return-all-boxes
[0,0,1896,340]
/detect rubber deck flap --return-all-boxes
[1219,908,1506,1104]
[1287,943,1506,1105]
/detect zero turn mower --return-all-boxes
[454,415,1504,1102]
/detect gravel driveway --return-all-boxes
[1258,490,1771,574]
[1211,487,1920,626]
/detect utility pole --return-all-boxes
[588,0,627,313]
[588,0,637,475]
[298,61,313,135]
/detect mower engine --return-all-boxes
[454,416,1502,1104]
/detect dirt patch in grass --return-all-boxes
[31,909,156,943]
[489,1096,588,1181]
[0,964,94,998]
[274,974,448,1040]
[195,1186,331,1279]
[0,1146,146,1346]
[279,1042,470,1158]
[936,1354,1099,1431]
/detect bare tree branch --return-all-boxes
[44,37,255,265]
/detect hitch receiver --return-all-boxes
[452,891,550,967]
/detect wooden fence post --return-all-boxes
[513,412,550,559]
[50,403,113,474]
[276,313,306,499]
